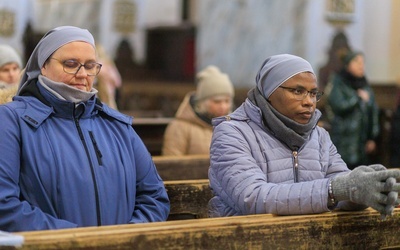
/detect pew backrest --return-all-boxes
[164,179,212,220]
[13,208,400,249]
[153,155,210,181]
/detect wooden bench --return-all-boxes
[164,179,211,220]
[7,208,400,249]
[128,116,173,156]
[153,155,210,181]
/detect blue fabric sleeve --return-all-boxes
[0,105,77,232]
[128,129,170,223]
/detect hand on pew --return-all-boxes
[331,164,400,219]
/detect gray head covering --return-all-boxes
[255,54,315,99]
[18,26,95,94]
[0,45,22,68]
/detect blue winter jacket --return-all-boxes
[208,99,364,217]
[0,81,169,232]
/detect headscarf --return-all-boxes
[18,26,95,95]
[342,51,362,66]
[248,54,320,150]
[339,51,367,90]
[255,54,315,99]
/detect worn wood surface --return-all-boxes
[164,179,211,220]
[5,208,399,250]
[153,155,210,181]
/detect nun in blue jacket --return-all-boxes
[0,26,169,232]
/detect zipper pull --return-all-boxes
[293,151,298,167]
[293,150,299,183]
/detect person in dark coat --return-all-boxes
[325,51,380,170]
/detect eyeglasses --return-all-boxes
[279,86,324,102]
[50,58,102,76]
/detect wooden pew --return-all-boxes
[153,155,210,181]
[128,116,173,156]
[164,179,212,220]
[4,179,400,249]
[6,208,400,249]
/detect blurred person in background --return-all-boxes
[0,45,23,104]
[162,65,235,156]
[389,81,400,168]
[325,51,380,170]
[94,44,122,110]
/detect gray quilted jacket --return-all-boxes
[208,98,362,217]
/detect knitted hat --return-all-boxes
[0,45,22,68]
[255,54,315,98]
[195,65,234,101]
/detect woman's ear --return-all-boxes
[41,65,47,76]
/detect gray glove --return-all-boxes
[382,177,400,218]
[364,164,399,216]
[331,166,400,216]
[365,164,387,171]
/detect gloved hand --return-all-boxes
[360,164,398,217]
[365,164,387,171]
[331,166,400,217]
[381,177,400,219]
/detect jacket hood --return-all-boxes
[212,98,263,127]
[175,92,212,129]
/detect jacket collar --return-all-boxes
[175,92,212,129]
[212,98,263,127]
[37,81,98,119]
[16,79,132,127]
[15,80,100,127]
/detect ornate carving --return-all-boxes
[113,0,136,34]
[325,0,355,26]
[0,9,15,37]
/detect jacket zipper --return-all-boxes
[89,131,103,166]
[292,150,299,183]
[74,118,102,226]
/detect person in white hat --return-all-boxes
[0,45,23,104]
[162,65,235,156]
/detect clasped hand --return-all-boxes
[332,164,400,218]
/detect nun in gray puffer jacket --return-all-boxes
[208,54,400,218]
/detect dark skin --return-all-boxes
[268,72,318,124]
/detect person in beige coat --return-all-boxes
[0,45,23,104]
[162,65,235,156]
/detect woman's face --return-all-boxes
[347,54,365,78]
[205,94,233,118]
[0,62,21,84]
[268,72,318,124]
[41,41,97,92]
